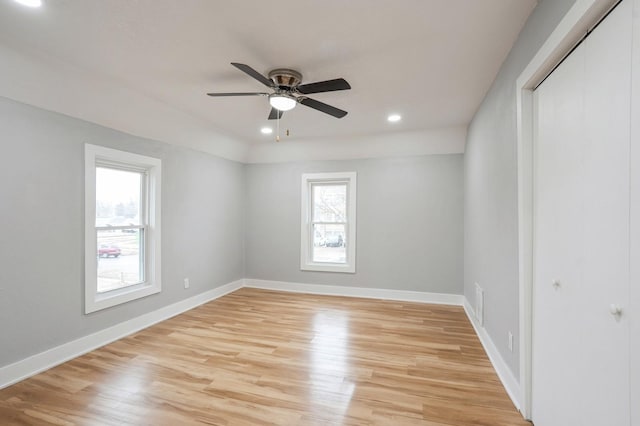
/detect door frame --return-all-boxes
[515,0,619,419]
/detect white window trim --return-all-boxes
[84,144,162,314]
[300,172,356,273]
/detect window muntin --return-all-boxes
[301,172,356,273]
[85,144,161,313]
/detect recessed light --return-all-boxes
[387,114,402,123]
[260,127,273,135]
[14,0,42,8]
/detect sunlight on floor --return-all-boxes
[310,310,355,421]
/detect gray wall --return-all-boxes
[0,96,245,367]
[464,0,576,377]
[245,155,463,293]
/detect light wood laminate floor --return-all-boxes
[0,288,530,425]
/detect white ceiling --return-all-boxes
[0,0,537,162]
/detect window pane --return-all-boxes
[96,167,142,227]
[312,184,346,223]
[97,228,143,293]
[312,224,346,263]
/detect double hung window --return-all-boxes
[301,172,356,273]
[84,144,161,313]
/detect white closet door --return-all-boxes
[581,1,632,422]
[532,1,632,425]
[630,0,640,422]
[533,34,588,426]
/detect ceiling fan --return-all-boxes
[207,63,351,120]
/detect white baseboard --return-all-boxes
[244,278,465,305]
[463,298,522,412]
[0,279,243,390]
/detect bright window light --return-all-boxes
[387,114,402,123]
[14,0,42,8]
[261,127,273,135]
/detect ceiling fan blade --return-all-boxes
[231,62,274,88]
[299,97,348,118]
[206,92,269,97]
[268,108,284,120]
[297,78,351,94]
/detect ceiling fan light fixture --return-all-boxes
[269,94,297,112]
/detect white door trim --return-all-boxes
[515,0,619,419]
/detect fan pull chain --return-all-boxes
[276,110,280,142]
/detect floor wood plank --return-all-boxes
[0,288,530,425]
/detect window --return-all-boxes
[84,144,161,313]
[301,172,356,273]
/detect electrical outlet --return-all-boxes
[508,332,514,352]
[184,278,190,289]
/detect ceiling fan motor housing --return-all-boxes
[268,68,302,89]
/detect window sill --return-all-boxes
[301,262,356,273]
[85,282,160,314]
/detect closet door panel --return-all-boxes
[580,1,631,420]
[629,0,640,423]
[532,40,586,426]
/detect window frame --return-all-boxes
[84,144,162,314]
[300,172,357,273]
